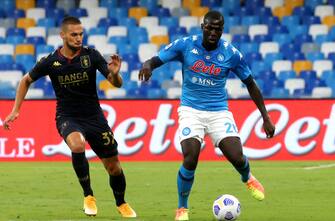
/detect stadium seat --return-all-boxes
[301,42,320,55]
[311,86,332,98]
[248,25,268,40]
[265,0,284,10]
[26,88,44,99]
[47,35,62,48]
[87,35,108,49]
[105,88,127,99]
[167,87,182,99]
[107,26,127,37]
[273,6,292,20]
[230,26,248,36]
[179,16,199,32]
[46,8,65,21]
[26,36,46,46]
[129,7,148,22]
[80,0,98,8]
[272,60,292,75]
[161,0,181,12]
[27,27,46,38]
[151,35,169,47]
[259,42,279,58]
[26,8,45,23]
[191,7,209,17]
[264,52,283,65]
[323,16,335,29]
[321,42,335,57]
[108,36,128,45]
[293,60,313,75]
[277,70,296,81]
[285,78,305,95]
[315,5,334,20]
[0,70,23,87]
[37,18,56,28]
[313,60,333,77]
[309,24,328,39]
[139,16,159,29]
[138,43,157,63]
[285,0,303,10]
[16,0,35,10]
[87,7,108,21]
[17,18,36,31]
[306,52,325,61]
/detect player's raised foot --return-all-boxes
[117,203,137,218]
[83,195,97,216]
[175,207,189,221]
[246,174,265,201]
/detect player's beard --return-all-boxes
[66,41,81,53]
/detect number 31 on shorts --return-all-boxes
[102,131,115,145]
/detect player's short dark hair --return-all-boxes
[61,16,81,29]
[204,11,224,25]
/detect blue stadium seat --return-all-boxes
[264,53,283,65]
[202,0,221,7]
[127,88,147,98]
[121,53,139,65]
[211,7,229,17]
[37,18,56,28]
[245,52,262,66]
[160,17,179,28]
[69,8,88,17]
[147,88,167,99]
[0,37,5,43]
[282,16,300,30]
[100,0,118,8]
[305,79,326,94]
[169,26,187,36]
[293,88,309,97]
[26,36,46,46]
[293,6,313,17]
[139,0,158,13]
[89,27,107,35]
[151,7,170,17]
[36,44,54,54]
[118,44,138,56]
[118,17,137,28]
[6,28,25,37]
[15,55,35,72]
[241,16,260,26]
[234,7,254,16]
[108,8,128,20]
[281,43,301,59]
[1,0,15,11]
[140,79,160,89]
[245,0,264,10]
[263,16,280,27]
[259,70,277,81]
[256,7,272,20]
[286,52,306,61]
[253,34,272,43]
[232,34,250,44]
[224,16,240,33]
[300,70,317,81]
[6,36,25,45]
[271,88,290,98]
[305,0,323,10]
[302,16,321,25]
[306,52,325,61]
[263,79,284,96]
[8,9,25,19]
[269,25,289,34]
[273,33,292,46]
[251,61,270,76]
[120,0,138,8]
[46,8,65,20]
[0,9,5,18]
[0,82,16,98]
[239,42,259,54]
[294,34,313,45]
[98,18,118,27]
[314,34,332,45]
[222,0,240,14]
[0,55,14,64]
[37,0,56,8]
[278,70,296,81]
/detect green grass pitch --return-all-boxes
[0,161,334,221]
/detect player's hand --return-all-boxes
[108,54,121,75]
[263,118,275,138]
[3,111,19,130]
[139,67,152,82]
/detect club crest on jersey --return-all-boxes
[190,60,221,75]
[80,55,91,68]
[217,54,224,61]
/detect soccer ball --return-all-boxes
[212,194,241,221]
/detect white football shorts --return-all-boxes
[177,106,240,147]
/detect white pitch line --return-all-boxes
[303,163,335,170]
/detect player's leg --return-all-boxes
[56,117,97,216]
[66,131,97,215]
[218,137,265,201]
[101,156,136,218]
[175,138,201,221]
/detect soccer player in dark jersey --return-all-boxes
[3,16,136,218]
[139,11,275,220]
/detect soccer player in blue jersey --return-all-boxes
[139,11,275,221]
[3,16,136,218]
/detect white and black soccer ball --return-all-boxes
[212,194,241,221]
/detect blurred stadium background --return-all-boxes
[0,0,335,99]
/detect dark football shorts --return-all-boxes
[56,112,118,158]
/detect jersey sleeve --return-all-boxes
[158,38,185,63]
[28,56,50,81]
[230,47,252,81]
[93,49,110,78]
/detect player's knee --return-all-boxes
[106,161,122,175]
[69,141,86,153]
[183,157,198,170]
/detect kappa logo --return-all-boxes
[53,61,62,67]
[191,48,199,55]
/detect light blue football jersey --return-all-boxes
[158,34,252,111]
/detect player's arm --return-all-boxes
[139,56,163,82]
[3,74,33,130]
[106,54,122,88]
[243,75,275,138]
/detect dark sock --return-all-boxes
[71,152,93,197]
[109,170,126,206]
[234,155,250,183]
